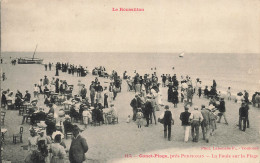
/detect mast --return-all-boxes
[32,44,38,59]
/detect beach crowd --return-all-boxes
[1,58,260,163]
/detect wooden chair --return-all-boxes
[64,125,73,139]
[64,104,71,115]
[1,111,6,125]
[21,108,31,124]
[19,105,26,116]
[13,126,23,144]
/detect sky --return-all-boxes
[1,0,260,53]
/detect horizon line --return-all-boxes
[1,51,260,55]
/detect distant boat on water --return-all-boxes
[179,52,184,58]
[18,45,43,64]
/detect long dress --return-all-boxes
[50,143,66,163]
[25,136,38,163]
[167,86,173,102]
[172,90,179,104]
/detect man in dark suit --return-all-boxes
[130,94,141,121]
[69,125,88,163]
[144,96,153,127]
[24,90,31,102]
[163,105,174,141]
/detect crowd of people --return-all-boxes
[125,69,255,143]
[55,62,89,77]
[1,62,128,162]
[1,60,260,163]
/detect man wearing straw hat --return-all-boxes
[190,106,203,142]
[200,105,210,143]
[69,125,88,163]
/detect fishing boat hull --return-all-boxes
[18,58,43,64]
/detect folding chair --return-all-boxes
[13,126,23,144]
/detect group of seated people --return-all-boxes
[1,89,31,109]
[92,66,109,78]
[68,97,118,125]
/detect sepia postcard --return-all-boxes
[1,0,260,163]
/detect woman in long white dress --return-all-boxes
[157,91,163,106]
[50,134,66,163]
[25,129,39,163]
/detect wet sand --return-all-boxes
[1,63,260,163]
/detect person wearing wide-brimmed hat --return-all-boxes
[239,101,249,131]
[28,128,38,152]
[89,81,96,106]
[136,108,143,128]
[144,95,153,127]
[217,98,228,125]
[24,90,31,102]
[200,105,211,143]
[82,106,92,129]
[207,104,218,136]
[37,128,51,145]
[95,82,103,103]
[80,84,87,100]
[43,75,49,86]
[130,94,141,121]
[50,132,66,163]
[190,106,203,142]
[148,94,157,125]
[163,105,174,141]
[69,125,88,163]
[180,106,192,143]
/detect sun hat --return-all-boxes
[52,131,64,139]
[47,113,54,118]
[194,106,199,110]
[208,104,215,110]
[37,121,47,128]
[31,98,38,103]
[37,128,45,134]
[65,115,70,119]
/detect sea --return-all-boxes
[1,52,260,96]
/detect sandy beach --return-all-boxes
[1,62,260,163]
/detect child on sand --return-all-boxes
[227,87,231,100]
[82,107,92,129]
[136,108,143,128]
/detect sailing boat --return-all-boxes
[179,52,184,58]
[18,45,43,64]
